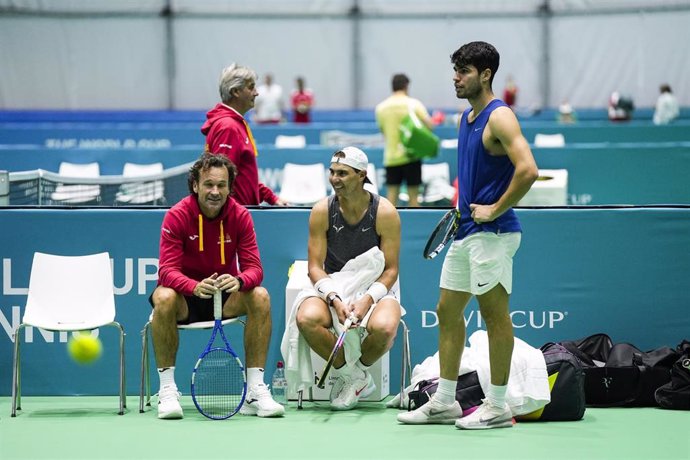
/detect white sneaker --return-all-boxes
[330,371,375,411]
[329,375,346,403]
[240,383,286,417]
[455,399,513,429]
[158,385,183,419]
[397,395,462,424]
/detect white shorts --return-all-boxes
[440,232,521,296]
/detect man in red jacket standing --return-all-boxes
[150,153,285,419]
[201,63,287,206]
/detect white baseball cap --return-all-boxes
[331,146,371,183]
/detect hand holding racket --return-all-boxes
[316,312,358,389]
[191,290,247,419]
[423,208,461,259]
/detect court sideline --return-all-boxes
[1,396,688,459]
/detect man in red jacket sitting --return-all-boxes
[150,153,284,419]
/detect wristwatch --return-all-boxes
[327,292,341,307]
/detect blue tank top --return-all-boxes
[456,98,521,239]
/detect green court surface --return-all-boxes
[1,396,688,460]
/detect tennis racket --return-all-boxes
[191,291,247,420]
[316,312,357,389]
[423,208,461,259]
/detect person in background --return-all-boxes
[557,100,577,124]
[608,91,634,122]
[290,76,315,123]
[502,75,518,110]
[653,84,679,125]
[254,73,284,124]
[201,64,287,206]
[375,73,433,207]
[150,153,285,420]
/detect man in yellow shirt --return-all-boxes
[375,74,433,207]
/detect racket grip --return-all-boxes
[343,313,358,329]
[213,291,222,320]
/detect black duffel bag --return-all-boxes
[655,340,690,410]
[518,342,586,421]
[561,334,679,407]
[407,371,484,413]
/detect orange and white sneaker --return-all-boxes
[330,371,375,410]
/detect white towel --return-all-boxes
[388,330,550,415]
[280,247,387,394]
[465,331,551,415]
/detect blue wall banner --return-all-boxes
[1,207,689,396]
[2,119,690,146]
[3,144,690,206]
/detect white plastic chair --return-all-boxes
[50,162,101,204]
[519,169,569,206]
[534,133,565,148]
[284,260,411,409]
[398,162,455,205]
[440,138,458,149]
[115,162,165,205]
[279,163,328,205]
[11,252,126,416]
[421,162,456,204]
[275,134,307,149]
[139,314,245,413]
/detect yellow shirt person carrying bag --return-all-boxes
[399,103,440,160]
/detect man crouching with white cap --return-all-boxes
[295,146,403,410]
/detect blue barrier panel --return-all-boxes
[2,108,689,123]
[252,144,690,205]
[3,143,690,205]
[0,123,206,148]
[0,146,202,175]
[530,143,690,205]
[1,207,689,396]
[1,119,689,147]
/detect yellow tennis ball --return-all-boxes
[68,332,102,365]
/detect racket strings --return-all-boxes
[424,210,460,259]
[194,349,245,418]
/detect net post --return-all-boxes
[0,171,9,205]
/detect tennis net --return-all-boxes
[6,162,194,206]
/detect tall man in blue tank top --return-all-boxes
[296,146,402,411]
[398,41,538,429]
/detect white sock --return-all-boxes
[158,366,176,390]
[434,378,457,406]
[487,383,508,408]
[247,367,265,388]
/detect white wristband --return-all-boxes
[314,277,337,302]
[366,282,388,304]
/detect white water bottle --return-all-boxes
[272,361,288,405]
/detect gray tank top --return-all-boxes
[324,193,381,274]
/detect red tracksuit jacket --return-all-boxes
[201,103,279,206]
[157,195,263,296]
